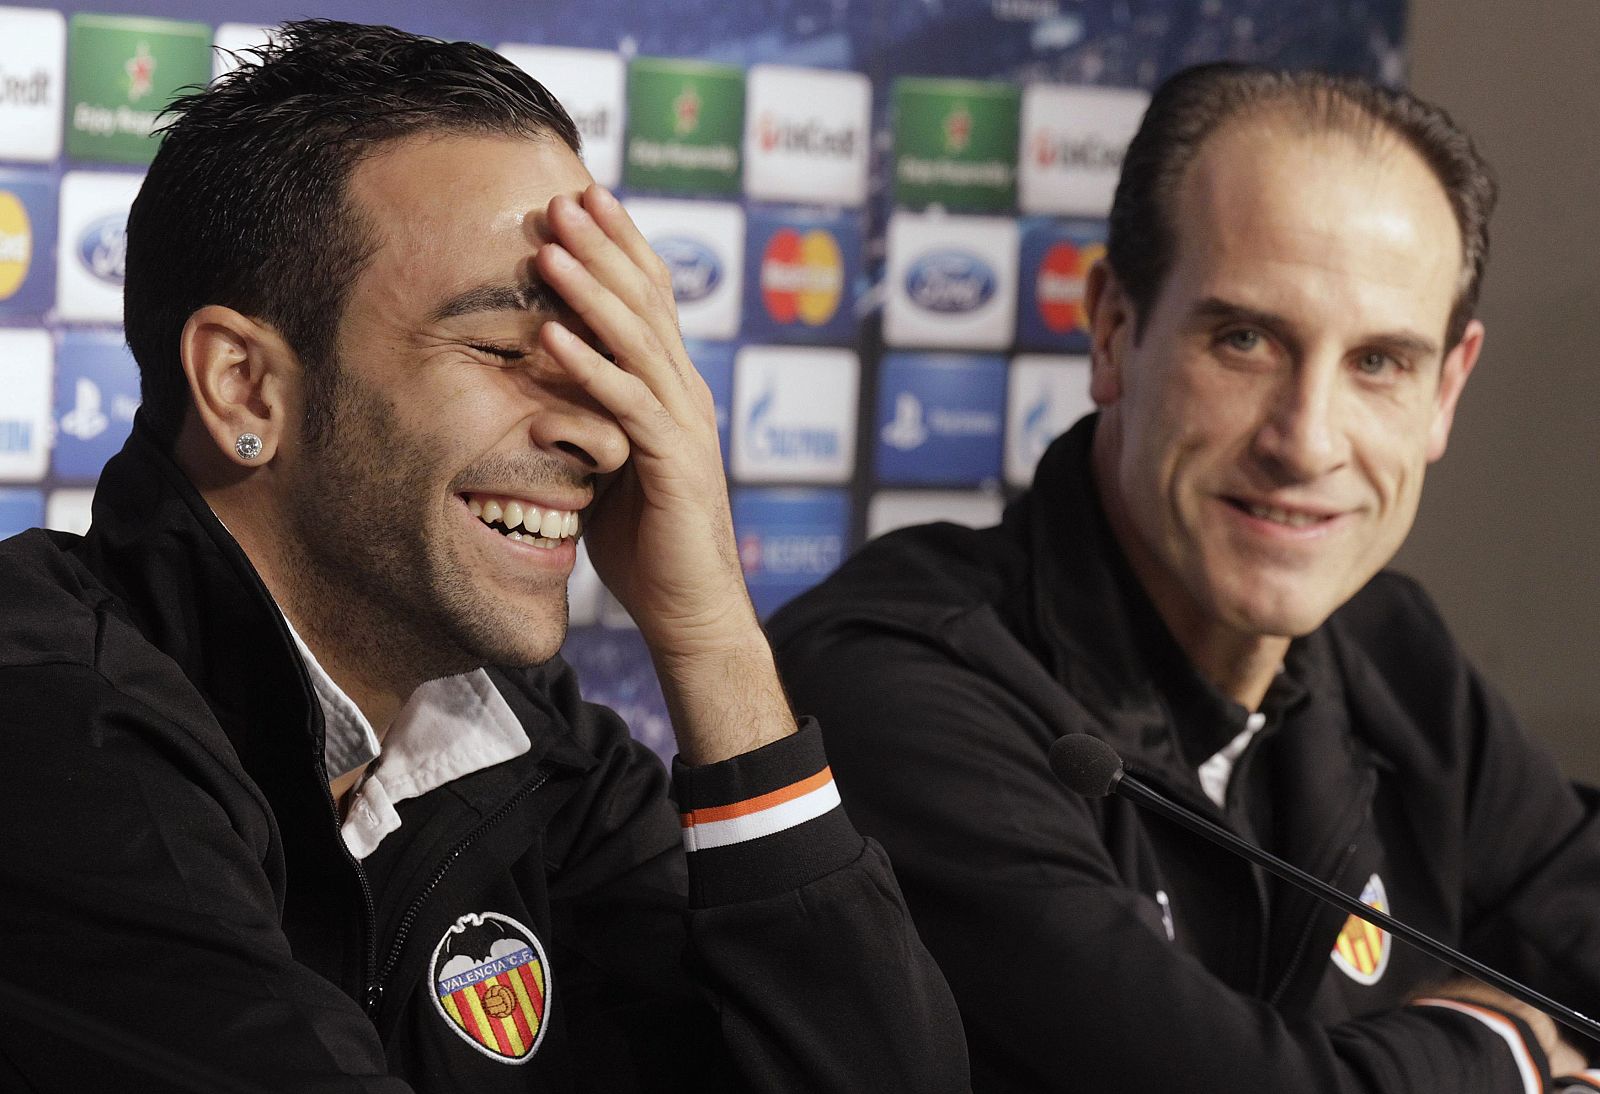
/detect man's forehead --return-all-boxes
[1166,119,1465,320]
[1178,117,1463,259]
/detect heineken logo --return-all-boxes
[942,104,973,154]
[672,83,701,136]
[124,41,156,102]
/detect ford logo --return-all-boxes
[654,237,722,304]
[78,213,128,286]
[906,250,995,314]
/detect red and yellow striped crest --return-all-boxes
[430,912,551,1064]
[1330,874,1390,986]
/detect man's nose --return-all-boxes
[1251,357,1349,481]
[529,387,630,477]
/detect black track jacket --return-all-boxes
[0,420,968,1093]
[769,416,1600,1093]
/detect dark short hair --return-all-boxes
[124,19,581,445]
[1107,62,1497,350]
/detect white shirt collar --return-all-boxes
[283,618,530,860]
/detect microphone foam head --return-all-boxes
[1049,734,1124,798]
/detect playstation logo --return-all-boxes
[60,377,109,441]
[880,391,929,451]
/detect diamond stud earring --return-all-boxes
[235,433,264,460]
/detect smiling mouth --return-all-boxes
[464,493,581,550]
[1229,500,1336,529]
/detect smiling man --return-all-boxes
[0,20,964,1093]
[771,64,1600,1092]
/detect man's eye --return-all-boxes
[1220,329,1262,352]
[467,342,526,363]
[1354,351,1398,376]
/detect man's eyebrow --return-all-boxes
[1189,297,1440,359]
[426,282,560,324]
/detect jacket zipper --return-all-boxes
[318,759,383,1015]
[365,766,553,1019]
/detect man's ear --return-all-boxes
[1086,259,1135,407]
[1427,318,1484,462]
[179,305,293,466]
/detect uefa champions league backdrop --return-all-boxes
[0,0,1404,759]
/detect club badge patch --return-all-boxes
[430,912,551,1064]
[1330,873,1390,986]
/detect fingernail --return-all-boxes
[541,243,574,270]
[591,185,618,210]
[544,319,575,345]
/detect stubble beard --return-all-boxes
[277,361,571,695]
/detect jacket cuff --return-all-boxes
[1411,998,1549,1094]
[672,717,863,907]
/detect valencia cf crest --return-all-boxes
[430,912,551,1063]
[1330,874,1391,986]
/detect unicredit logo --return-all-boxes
[78,213,127,286]
[1031,130,1126,171]
[906,250,996,314]
[757,112,857,158]
[653,237,722,303]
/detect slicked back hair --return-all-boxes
[1107,62,1496,351]
[123,19,582,446]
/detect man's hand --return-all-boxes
[534,184,794,765]
[1422,977,1588,1077]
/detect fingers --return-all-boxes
[544,188,676,348]
[536,242,703,426]
[539,319,683,461]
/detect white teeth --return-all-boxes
[1248,504,1321,528]
[465,494,581,540]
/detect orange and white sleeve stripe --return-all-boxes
[1412,998,1544,1094]
[679,766,842,852]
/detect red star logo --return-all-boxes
[673,85,701,137]
[759,112,779,152]
[125,42,157,103]
[943,105,972,154]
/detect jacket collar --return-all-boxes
[80,415,323,772]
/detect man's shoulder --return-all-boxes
[0,528,110,673]
[768,518,1023,648]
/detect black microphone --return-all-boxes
[1049,732,1600,1043]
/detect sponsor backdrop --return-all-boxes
[0,0,1405,760]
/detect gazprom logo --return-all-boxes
[906,250,995,314]
[654,236,721,304]
[743,380,840,462]
[77,213,127,286]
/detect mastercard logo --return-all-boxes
[760,228,844,327]
[1036,239,1105,334]
[0,192,33,301]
